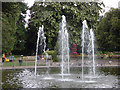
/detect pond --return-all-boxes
[2,66,119,88]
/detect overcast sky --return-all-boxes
[101,0,120,15]
[103,0,119,8]
[24,0,120,8]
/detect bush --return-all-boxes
[43,50,59,62]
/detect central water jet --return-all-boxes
[58,15,70,79]
[35,25,46,76]
[81,20,96,80]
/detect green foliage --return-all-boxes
[2,2,21,54]
[26,2,103,54]
[12,3,28,55]
[44,50,55,55]
[96,8,120,51]
[43,50,59,62]
[5,55,21,58]
[2,2,103,55]
[2,2,28,55]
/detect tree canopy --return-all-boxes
[3,2,115,55]
[2,2,28,55]
[26,2,103,55]
[95,8,120,51]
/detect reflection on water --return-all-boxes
[2,67,119,88]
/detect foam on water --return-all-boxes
[13,69,118,88]
[58,74,71,76]
[43,77,54,80]
[58,79,74,82]
[76,80,96,83]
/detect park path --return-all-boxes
[1,63,119,70]
[1,59,119,70]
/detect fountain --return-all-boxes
[35,25,46,76]
[3,16,119,88]
[58,15,70,80]
[90,28,95,76]
[81,20,96,80]
[81,20,88,80]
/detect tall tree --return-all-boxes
[26,2,103,55]
[2,2,21,54]
[95,8,120,51]
[12,2,28,55]
[2,2,28,55]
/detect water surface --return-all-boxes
[2,67,119,88]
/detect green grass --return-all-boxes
[2,61,46,67]
[2,61,34,67]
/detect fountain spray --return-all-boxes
[35,25,46,76]
[58,15,70,79]
[81,20,95,80]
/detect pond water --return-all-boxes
[2,67,119,88]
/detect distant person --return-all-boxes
[2,53,5,62]
[12,56,15,61]
[9,56,12,62]
[9,52,13,62]
[37,56,40,60]
[19,55,23,66]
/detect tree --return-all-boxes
[2,2,27,55]
[95,8,120,51]
[12,2,28,55]
[26,2,103,55]
[2,2,21,54]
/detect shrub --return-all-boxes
[43,50,59,62]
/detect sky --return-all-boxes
[103,0,119,8]
[24,0,120,8]
[24,0,120,27]
[24,0,35,8]
[100,0,120,15]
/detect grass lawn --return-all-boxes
[2,61,46,67]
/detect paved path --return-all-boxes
[1,64,119,70]
[1,59,119,70]
[1,66,59,70]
